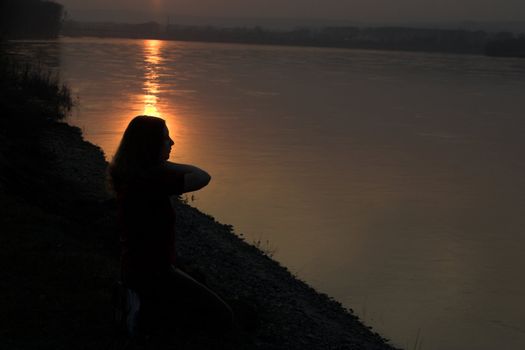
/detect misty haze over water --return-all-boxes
[9,37,525,349]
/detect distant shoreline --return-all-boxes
[61,20,525,58]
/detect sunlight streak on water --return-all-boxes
[114,39,181,158]
[142,39,162,118]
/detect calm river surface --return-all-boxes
[10,37,525,349]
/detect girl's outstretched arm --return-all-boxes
[165,161,211,193]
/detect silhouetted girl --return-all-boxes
[109,115,233,335]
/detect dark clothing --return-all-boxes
[135,267,234,333]
[115,163,234,333]
[116,164,185,287]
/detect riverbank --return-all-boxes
[0,57,399,349]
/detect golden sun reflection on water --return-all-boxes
[142,39,162,118]
[139,39,184,161]
[114,40,167,148]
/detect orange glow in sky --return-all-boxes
[150,0,163,10]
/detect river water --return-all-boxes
[10,37,525,349]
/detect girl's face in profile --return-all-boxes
[162,126,174,160]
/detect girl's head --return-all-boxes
[109,115,174,191]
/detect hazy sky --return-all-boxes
[59,0,525,23]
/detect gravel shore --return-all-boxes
[1,112,400,349]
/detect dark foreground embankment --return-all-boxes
[0,57,400,349]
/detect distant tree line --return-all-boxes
[61,20,525,57]
[164,25,490,54]
[0,0,63,40]
[485,32,525,57]
[62,21,162,40]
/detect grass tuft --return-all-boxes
[0,52,73,121]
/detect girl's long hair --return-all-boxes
[109,115,167,193]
